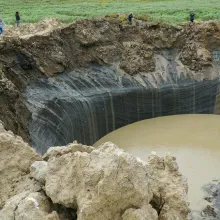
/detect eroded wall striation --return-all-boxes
[25,61,220,154]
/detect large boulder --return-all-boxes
[0,122,41,208]
[0,122,189,219]
[32,142,189,220]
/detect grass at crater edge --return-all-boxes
[1,0,220,24]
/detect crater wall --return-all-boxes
[1,19,220,152]
[25,62,220,154]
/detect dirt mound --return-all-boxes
[2,18,66,39]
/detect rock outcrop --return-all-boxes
[31,142,189,220]
[0,123,189,220]
[0,121,41,208]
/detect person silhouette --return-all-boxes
[190,12,195,23]
[128,13,133,25]
[15,11,20,27]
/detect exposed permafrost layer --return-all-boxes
[25,60,220,154]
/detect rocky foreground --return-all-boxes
[0,121,190,219]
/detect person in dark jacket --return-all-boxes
[190,12,195,23]
[15,12,20,27]
[128,13,133,25]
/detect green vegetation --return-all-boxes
[1,0,220,24]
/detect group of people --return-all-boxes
[0,12,20,35]
[0,11,196,35]
[127,12,196,24]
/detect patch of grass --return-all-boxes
[1,0,220,24]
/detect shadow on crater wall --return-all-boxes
[24,64,220,154]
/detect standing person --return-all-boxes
[0,18,6,35]
[128,13,133,25]
[190,12,195,23]
[15,11,20,27]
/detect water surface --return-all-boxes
[94,114,220,211]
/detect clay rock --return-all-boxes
[33,142,189,220]
[147,153,189,220]
[44,142,156,220]
[0,122,41,208]
[0,191,59,220]
[30,161,48,183]
[122,205,158,220]
[43,141,94,161]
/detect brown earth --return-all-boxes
[0,18,220,143]
[0,122,189,219]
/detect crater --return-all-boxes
[1,18,220,219]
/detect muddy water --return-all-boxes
[94,114,220,211]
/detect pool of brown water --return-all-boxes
[94,114,220,211]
